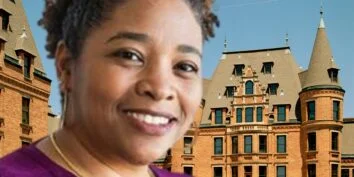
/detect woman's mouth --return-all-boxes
[126,111,170,125]
[121,109,178,136]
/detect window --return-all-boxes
[257,107,263,122]
[331,132,338,151]
[1,11,9,31]
[184,137,193,154]
[244,135,252,153]
[267,84,279,95]
[277,135,286,153]
[225,86,236,97]
[277,106,286,121]
[183,167,193,176]
[333,101,340,121]
[259,135,267,153]
[262,62,273,74]
[215,109,223,124]
[232,166,238,177]
[245,107,253,122]
[236,108,242,123]
[245,81,254,95]
[259,166,267,177]
[328,68,338,83]
[22,97,30,124]
[307,101,316,120]
[234,64,244,76]
[308,164,316,177]
[331,164,338,177]
[214,137,223,155]
[232,136,238,154]
[21,141,30,147]
[244,166,252,177]
[24,55,31,78]
[277,166,286,177]
[214,167,223,177]
[308,132,316,151]
[341,169,349,177]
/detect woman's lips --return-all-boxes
[121,109,177,136]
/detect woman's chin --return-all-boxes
[123,148,167,165]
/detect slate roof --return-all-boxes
[301,16,341,89]
[0,0,45,72]
[201,47,302,124]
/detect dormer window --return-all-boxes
[224,86,236,97]
[23,54,31,78]
[328,68,338,82]
[233,64,245,76]
[0,10,10,31]
[261,62,274,74]
[214,108,223,124]
[277,105,286,121]
[267,83,279,95]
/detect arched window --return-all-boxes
[245,81,254,95]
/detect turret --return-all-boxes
[299,6,345,177]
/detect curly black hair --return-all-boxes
[39,0,220,59]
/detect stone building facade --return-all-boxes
[155,11,354,177]
[0,0,51,157]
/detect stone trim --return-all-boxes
[4,55,22,69]
[20,123,33,135]
[0,74,50,99]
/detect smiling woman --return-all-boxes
[0,0,218,177]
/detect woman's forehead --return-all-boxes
[95,0,203,47]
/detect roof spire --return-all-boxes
[319,1,325,28]
[220,35,228,60]
[223,35,228,52]
[285,32,289,46]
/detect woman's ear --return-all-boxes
[55,41,73,93]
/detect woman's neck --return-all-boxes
[37,128,152,177]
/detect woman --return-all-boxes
[0,0,218,176]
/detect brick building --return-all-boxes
[155,9,354,177]
[0,0,51,157]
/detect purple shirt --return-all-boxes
[0,145,189,177]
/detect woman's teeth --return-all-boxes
[126,111,169,125]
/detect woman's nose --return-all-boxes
[135,65,175,101]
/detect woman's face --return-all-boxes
[68,0,202,164]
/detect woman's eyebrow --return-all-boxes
[177,45,202,59]
[105,32,150,44]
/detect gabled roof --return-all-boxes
[201,47,302,124]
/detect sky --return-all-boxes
[22,0,354,118]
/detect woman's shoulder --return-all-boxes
[150,166,191,177]
[0,144,74,177]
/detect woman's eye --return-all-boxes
[111,50,143,62]
[175,62,199,73]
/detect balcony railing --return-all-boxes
[230,125,269,132]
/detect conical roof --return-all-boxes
[302,15,341,89]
